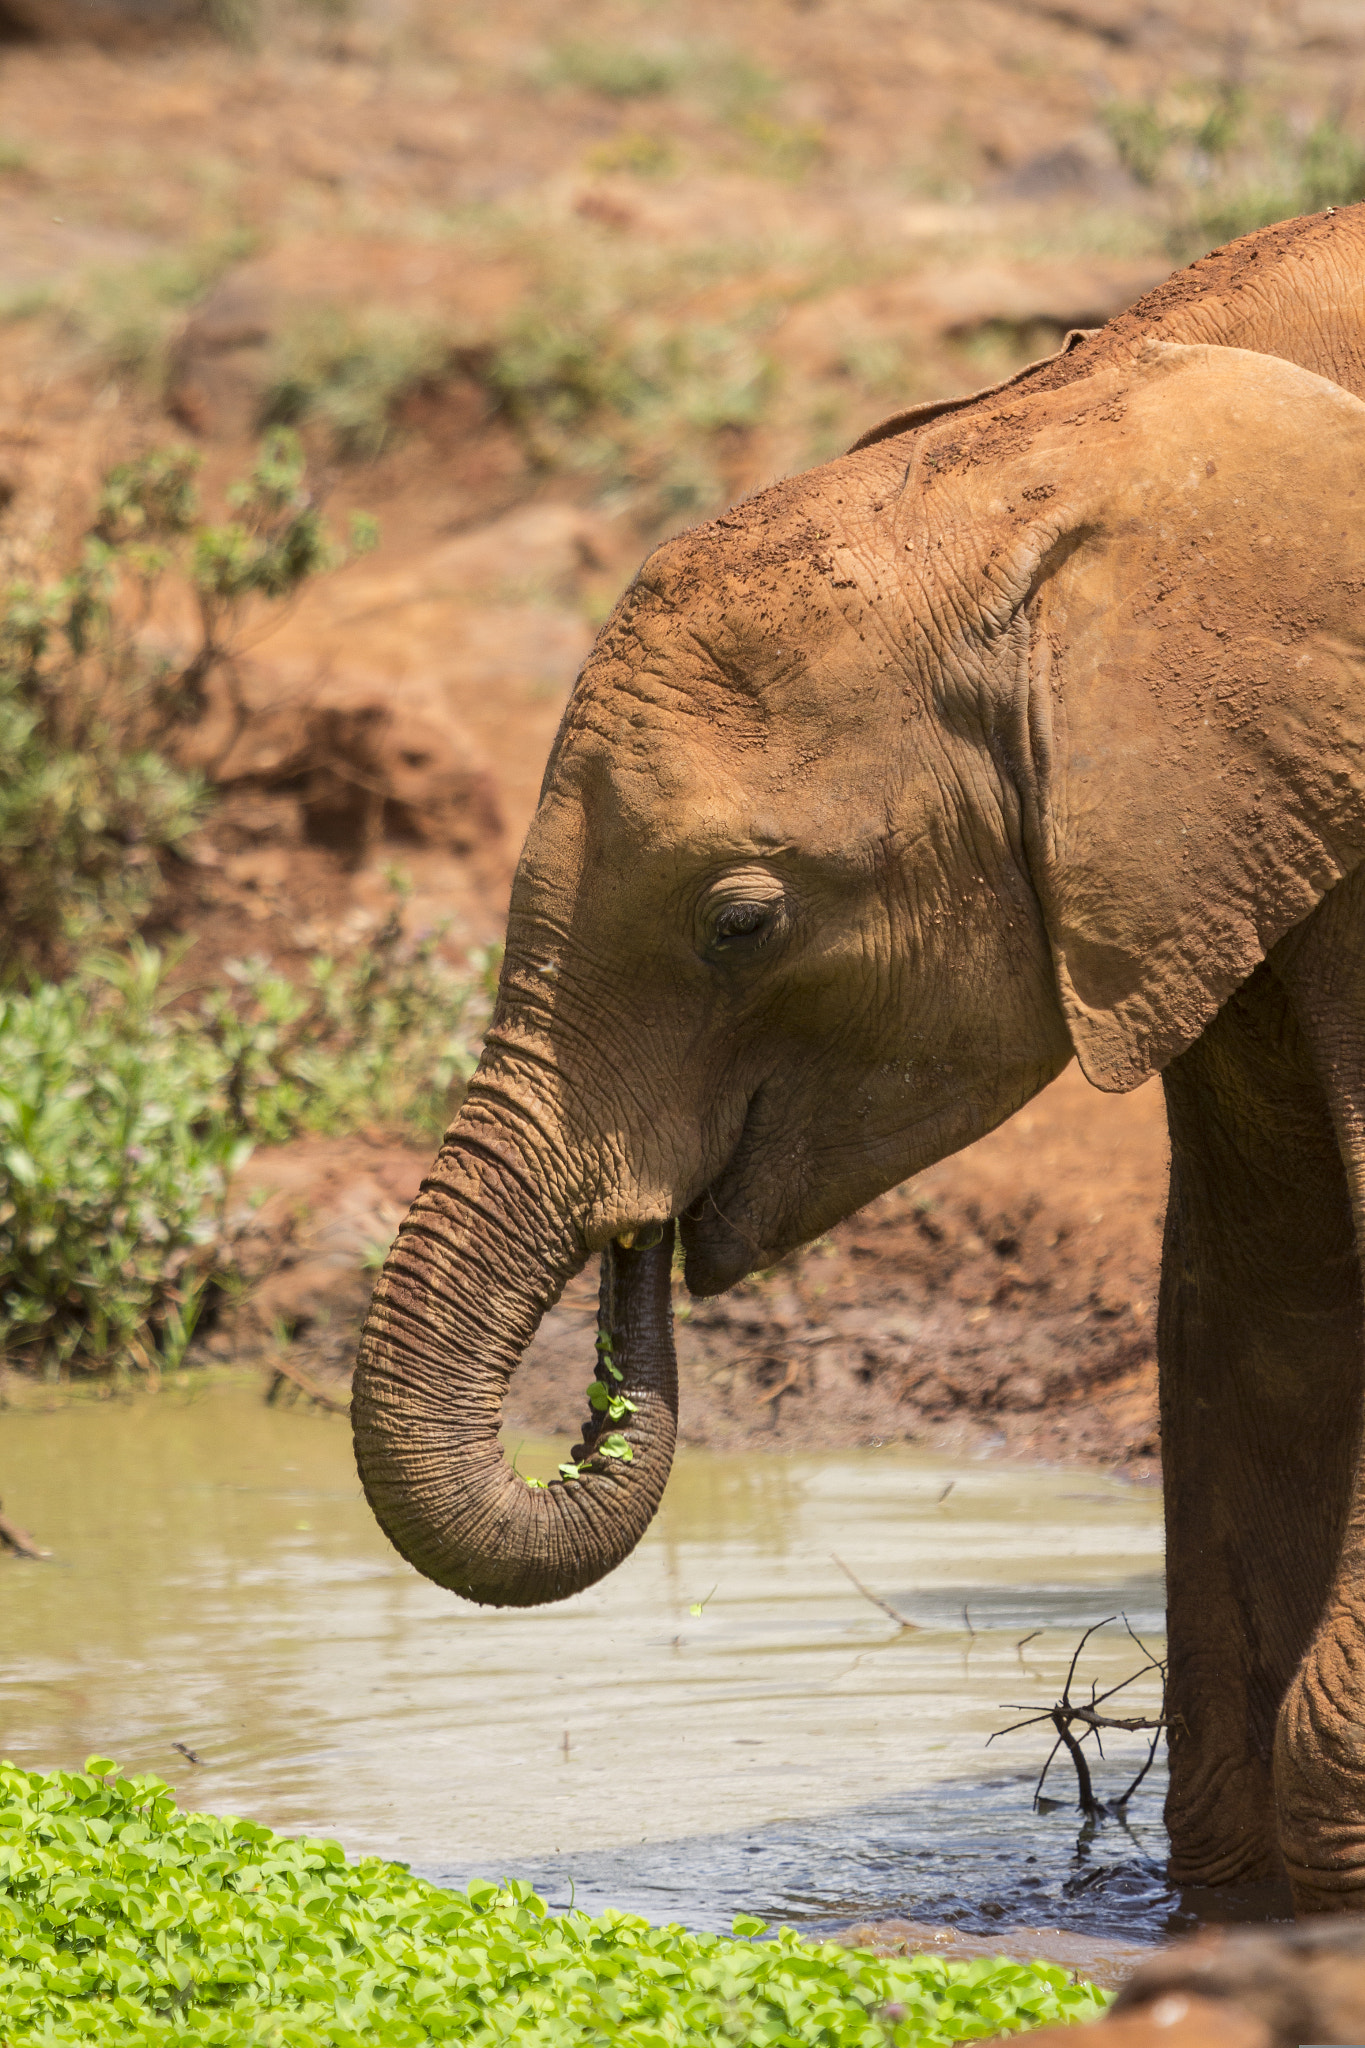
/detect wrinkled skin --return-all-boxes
[355,205,1365,1908]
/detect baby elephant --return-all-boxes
[355,203,1365,1908]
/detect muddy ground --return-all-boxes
[216,1059,1167,1469]
[4,0,1341,1461]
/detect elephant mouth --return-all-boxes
[679,1082,794,1294]
[679,1192,767,1296]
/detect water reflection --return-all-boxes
[1,1382,1171,1933]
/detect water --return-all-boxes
[0,1380,1190,1943]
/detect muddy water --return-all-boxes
[1,1382,1181,1939]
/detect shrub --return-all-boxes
[0,1758,1110,2047]
[0,432,374,978]
[0,911,494,1379]
[199,893,497,1146]
[0,946,246,1378]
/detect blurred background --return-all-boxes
[3,0,1364,1461]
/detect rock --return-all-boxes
[0,0,204,36]
[181,664,505,870]
[1013,1920,1365,2048]
[220,1133,429,1346]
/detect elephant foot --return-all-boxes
[1165,1754,1281,1891]
[1275,1650,1365,1912]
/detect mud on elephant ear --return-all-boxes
[906,339,1365,1093]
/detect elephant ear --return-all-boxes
[909,341,1365,1091]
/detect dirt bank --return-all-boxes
[223,1059,1166,1470]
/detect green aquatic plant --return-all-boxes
[0,1758,1110,2046]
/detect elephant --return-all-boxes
[354,202,1365,1912]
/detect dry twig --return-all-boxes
[266,1355,349,1415]
[989,1614,1169,1818]
[0,1499,50,1560]
[832,1553,922,1631]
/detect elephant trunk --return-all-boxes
[351,1118,678,1608]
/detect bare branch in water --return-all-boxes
[0,1499,49,1560]
[831,1554,922,1631]
[990,1614,1169,1819]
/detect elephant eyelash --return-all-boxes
[707,901,783,960]
[713,905,772,941]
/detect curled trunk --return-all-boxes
[351,1122,677,1607]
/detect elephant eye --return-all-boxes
[710,901,777,953]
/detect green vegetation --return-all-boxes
[0,1759,1109,2047]
[0,947,247,1378]
[584,129,680,178]
[0,915,494,1379]
[72,236,255,392]
[261,307,449,459]
[0,433,479,1380]
[484,296,775,516]
[546,39,683,99]
[0,432,370,978]
[203,903,493,1148]
[1103,84,1365,259]
[732,110,827,180]
[251,255,778,511]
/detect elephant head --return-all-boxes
[352,340,1365,1608]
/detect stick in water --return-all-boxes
[0,1501,49,1560]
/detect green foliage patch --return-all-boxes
[0,1759,1109,2047]
[1102,84,1365,258]
[484,298,775,518]
[0,947,247,1377]
[260,307,451,459]
[0,916,493,1378]
[546,38,683,99]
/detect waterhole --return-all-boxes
[1,1382,1195,1952]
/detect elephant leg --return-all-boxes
[1160,963,1361,1891]
[1269,870,1365,1908]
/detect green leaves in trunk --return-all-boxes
[0,1759,1110,2046]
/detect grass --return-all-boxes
[584,130,680,178]
[0,1758,1110,2047]
[545,39,683,99]
[1101,82,1365,260]
[260,307,451,459]
[478,273,778,519]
